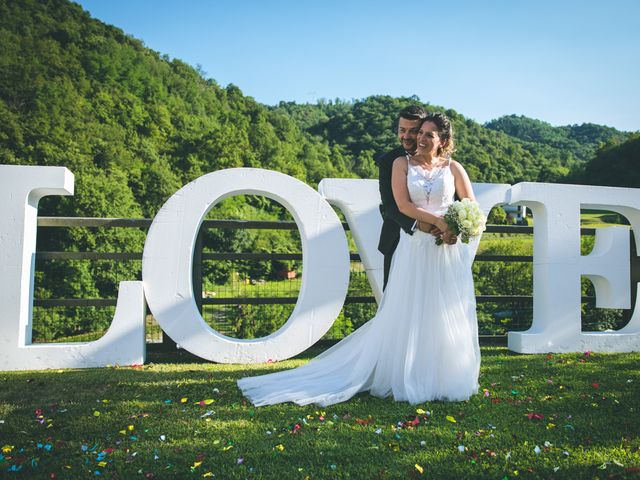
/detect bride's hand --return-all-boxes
[442,231,458,245]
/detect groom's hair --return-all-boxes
[398,105,427,122]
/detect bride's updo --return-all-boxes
[424,112,455,157]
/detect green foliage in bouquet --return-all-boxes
[435,198,487,245]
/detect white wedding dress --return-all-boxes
[237,159,481,406]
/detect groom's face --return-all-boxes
[397,118,422,154]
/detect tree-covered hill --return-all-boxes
[485,114,631,178]
[0,0,355,220]
[2,0,634,216]
[277,97,556,183]
[571,134,640,188]
[275,98,634,185]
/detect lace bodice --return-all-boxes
[406,156,456,215]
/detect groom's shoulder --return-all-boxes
[375,146,405,166]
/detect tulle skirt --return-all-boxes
[237,229,481,406]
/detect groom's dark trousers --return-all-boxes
[377,147,417,290]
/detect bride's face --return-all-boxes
[416,121,442,157]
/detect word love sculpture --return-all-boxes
[1,165,639,371]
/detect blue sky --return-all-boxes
[75,0,640,132]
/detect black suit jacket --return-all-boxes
[376,147,415,256]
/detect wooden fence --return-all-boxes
[33,217,639,345]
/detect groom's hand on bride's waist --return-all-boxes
[417,221,435,234]
[417,222,457,244]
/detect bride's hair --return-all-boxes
[423,113,455,157]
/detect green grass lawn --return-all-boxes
[580,211,628,228]
[205,278,303,299]
[1,346,638,479]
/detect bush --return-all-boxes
[229,304,294,339]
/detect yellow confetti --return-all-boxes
[181,397,188,403]
[546,423,556,429]
[202,399,214,405]
[98,461,107,467]
[416,408,426,415]
[2,445,14,453]
[415,464,424,474]
[445,415,457,423]
[128,425,134,431]
[222,445,234,451]
[275,444,285,452]
[192,461,202,468]
[119,430,126,435]
[102,399,110,404]
[203,473,214,478]
[93,411,101,417]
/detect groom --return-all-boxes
[376,106,427,290]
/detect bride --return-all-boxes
[237,112,481,406]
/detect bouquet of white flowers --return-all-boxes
[435,198,486,246]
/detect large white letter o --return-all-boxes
[142,168,350,363]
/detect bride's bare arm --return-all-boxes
[450,160,475,201]
[437,160,476,244]
[391,157,450,234]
